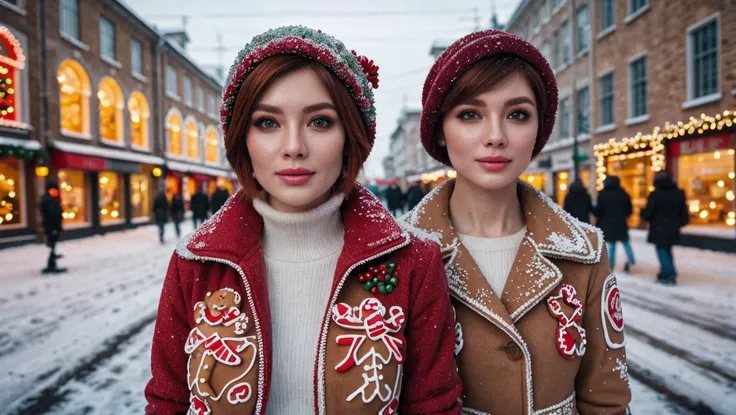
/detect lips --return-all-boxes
[476,155,511,172]
[277,168,315,185]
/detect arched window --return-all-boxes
[57,59,91,136]
[97,77,124,143]
[128,92,150,149]
[205,126,219,164]
[186,117,199,160]
[0,26,25,129]
[166,109,183,156]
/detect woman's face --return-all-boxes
[441,71,539,192]
[246,67,345,213]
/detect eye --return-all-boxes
[508,110,530,120]
[254,118,278,129]
[458,110,481,120]
[309,116,333,129]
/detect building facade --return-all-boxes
[0,0,231,249]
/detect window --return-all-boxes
[552,0,563,9]
[60,0,79,40]
[576,87,590,135]
[206,127,219,164]
[59,169,88,225]
[601,0,615,31]
[99,171,124,224]
[197,85,204,111]
[166,65,178,97]
[186,118,199,159]
[629,56,648,117]
[99,17,116,61]
[559,97,570,139]
[599,73,615,126]
[561,20,571,63]
[576,6,589,53]
[128,92,150,149]
[629,0,648,15]
[130,173,151,219]
[0,60,19,127]
[531,9,540,33]
[677,150,735,227]
[688,18,719,100]
[0,159,23,227]
[97,77,123,143]
[131,39,143,75]
[208,94,217,117]
[541,42,551,64]
[167,110,183,156]
[57,59,91,136]
[552,30,561,68]
[540,3,549,23]
[183,76,192,106]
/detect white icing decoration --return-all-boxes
[612,358,630,388]
[601,274,626,349]
[531,392,575,414]
[453,306,464,356]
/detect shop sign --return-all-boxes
[52,151,107,171]
[107,159,141,174]
[668,134,735,157]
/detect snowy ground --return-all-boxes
[0,223,735,414]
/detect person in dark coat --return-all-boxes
[640,170,689,285]
[405,181,426,211]
[563,178,594,224]
[190,187,210,228]
[170,194,185,238]
[210,185,230,214]
[385,183,404,217]
[40,179,67,274]
[153,191,170,244]
[594,175,635,272]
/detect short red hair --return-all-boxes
[224,55,371,199]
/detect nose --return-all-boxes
[481,116,508,148]
[282,123,308,159]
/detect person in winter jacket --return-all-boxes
[153,191,170,244]
[39,179,67,274]
[385,183,404,216]
[169,194,185,238]
[641,170,689,285]
[594,175,636,272]
[190,186,210,228]
[405,181,426,211]
[400,30,631,414]
[563,178,594,223]
[210,185,230,214]
[145,26,462,415]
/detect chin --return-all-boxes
[265,181,335,212]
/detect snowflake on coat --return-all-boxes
[331,297,406,413]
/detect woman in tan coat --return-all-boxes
[401,30,631,414]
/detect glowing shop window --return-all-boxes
[99,171,124,223]
[168,113,183,156]
[130,173,151,218]
[0,159,22,227]
[58,169,88,225]
[678,150,736,226]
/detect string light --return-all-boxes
[0,27,26,69]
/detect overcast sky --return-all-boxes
[123,0,522,178]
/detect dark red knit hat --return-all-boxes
[421,30,558,165]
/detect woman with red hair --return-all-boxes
[144,26,461,415]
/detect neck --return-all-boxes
[253,194,345,262]
[449,176,526,238]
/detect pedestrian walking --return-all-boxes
[153,190,169,244]
[145,26,461,415]
[190,186,210,228]
[210,184,230,214]
[594,175,636,272]
[169,194,184,238]
[39,179,67,274]
[400,30,631,414]
[563,178,594,223]
[386,183,403,216]
[405,181,426,211]
[641,170,689,285]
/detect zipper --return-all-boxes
[184,253,267,415]
[314,232,411,415]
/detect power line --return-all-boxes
[145,9,477,19]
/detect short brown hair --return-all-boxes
[437,55,549,160]
[224,55,371,199]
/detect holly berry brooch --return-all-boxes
[358,262,399,295]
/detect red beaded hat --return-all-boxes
[421,30,559,165]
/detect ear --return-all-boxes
[437,130,446,147]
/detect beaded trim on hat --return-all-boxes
[220,26,377,139]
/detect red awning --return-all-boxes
[52,151,107,172]
[189,173,212,182]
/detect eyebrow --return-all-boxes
[253,102,337,115]
[506,96,535,107]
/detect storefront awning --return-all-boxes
[50,140,165,166]
[166,160,231,178]
[0,135,45,160]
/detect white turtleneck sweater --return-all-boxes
[458,227,527,297]
[252,195,345,414]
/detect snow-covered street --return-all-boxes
[1,224,735,414]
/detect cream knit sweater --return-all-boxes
[458,227,527,297]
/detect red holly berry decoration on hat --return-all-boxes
[358,262,398,295]
[352,50,380,89]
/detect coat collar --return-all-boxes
[402,179,603,323]
[177,183,409,266]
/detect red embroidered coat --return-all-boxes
[401,180,632,415]
[144,185,462,415]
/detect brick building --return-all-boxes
[0,0,231,249]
